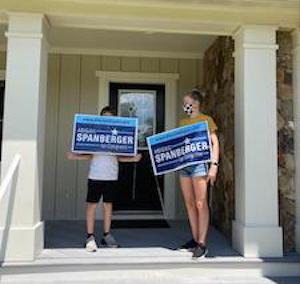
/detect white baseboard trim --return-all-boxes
[232,220,283,257]
[0,221,44,261]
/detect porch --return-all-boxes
[1,221,300,282]
[44,221,236,253]
[0,0,300,271]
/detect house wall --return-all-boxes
[0,52,6,69]
[43,54,203,220]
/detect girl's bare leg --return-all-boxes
[192,177,209,245]
[180,176,198,241]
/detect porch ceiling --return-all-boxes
[0,22,216,58]
[48,27,216,58]
[0,0,299,36]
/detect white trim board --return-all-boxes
[96,70,179,220]
[50,47,204,59]
[0,46,205,59]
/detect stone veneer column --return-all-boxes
[232,26,283,257]
[1,13,48,261]
[293,29,300,253]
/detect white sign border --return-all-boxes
[71,113,138,156]
[147,121,212,176]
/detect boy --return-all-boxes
[67,106,141,252]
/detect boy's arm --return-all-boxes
[66,151,92,160]
[118,153,142,163]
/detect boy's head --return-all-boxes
[100,106,115,116]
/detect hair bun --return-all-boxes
[191,87,206,98]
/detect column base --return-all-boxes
[0,221,44,261]
[232,220,283,257]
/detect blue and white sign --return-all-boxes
[147,122,212,175]
[71,114,138,156]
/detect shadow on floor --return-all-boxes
[44,220,240,257]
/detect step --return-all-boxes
[1,248,300,278]
[1,271,300,284]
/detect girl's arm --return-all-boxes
[66,152,92,161]
[118,153,142,163]
[207,132,220,186]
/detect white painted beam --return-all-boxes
[232,25,283,257]
[1,12,49,261]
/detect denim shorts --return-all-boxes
[179,163,208,178]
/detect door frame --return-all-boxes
[96,71,179,220]
[0,70,5,80]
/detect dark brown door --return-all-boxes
[110,83,165,211]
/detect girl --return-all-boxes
[67,106,142,252]
[179,89,219,258]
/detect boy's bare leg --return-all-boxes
[101,202,119,248]
[86,202,97,235]
[103,202,113,233]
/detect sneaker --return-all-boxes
[192,243,208,259]
[85,235,98,252]
[100,233,120,248]
[178,239,198,251]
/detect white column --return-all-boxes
[232,26,283,257]
[293,29,300,253]
[0,13,48,261]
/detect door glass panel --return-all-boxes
[118,89,156,150]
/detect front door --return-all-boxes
[110,83,165,212]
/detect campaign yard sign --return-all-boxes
[147,122,212,175]
[71,114,138,156]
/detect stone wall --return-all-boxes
[202,37,235,239]
[202,32,295,251]
[277,31,295,251]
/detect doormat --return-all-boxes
[111,219,170,229]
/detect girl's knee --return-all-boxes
[185,199,196,210]
[196,198,208,210]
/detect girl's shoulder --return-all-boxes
[198,112,213,120]
[179,118,190,127]
[199,113,218,132]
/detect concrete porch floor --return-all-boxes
[44,220,239,256]
[1,221,300,283]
